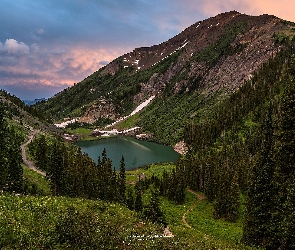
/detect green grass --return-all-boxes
[0,195,180,249]
[186,193,242,243]
[160,191,258,249]
[126,162,176,184]
[22,165,51,196]
[65,127,96,141]
[116,112,140,130]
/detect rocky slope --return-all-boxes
[34,11,295,144]
[102,11,284,97]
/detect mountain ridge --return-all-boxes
[34,11,295,144]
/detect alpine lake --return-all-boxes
[75,136,180,170]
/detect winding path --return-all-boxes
[21,130,46,176]
[182,189,205,228]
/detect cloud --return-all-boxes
[0,37,128,99]
[0,0,294,100]
[37,28,45,34]
[178,0,295,22]
[99,61,109,66]
[0,39,29,56]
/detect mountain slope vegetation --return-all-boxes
[35,11,295,144]
[1,11,295,250]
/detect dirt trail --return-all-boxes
[182,189,206,228]
[21,130,46,176]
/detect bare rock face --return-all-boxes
[42,11,292,134]
[78,98,117,124]
[174,141,188,155]
[102,11,284,103]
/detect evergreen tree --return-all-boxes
[269,61,295,249]
[227,170,239,222]
[35,134,48,171]
[7,130,23,193]
[243,107,275,247]
[0,103,8,191]
[143,188,166,225]
[126,186,135,210]
[47,141,66,196]
[134,187,143,212]
[118,155,126,204]
[110,167,118,202]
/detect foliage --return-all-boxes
[143,188,166,226]
[192,21,248,67]
[0,195,181,249]
[22,165,51,196]
[0,102,24,194]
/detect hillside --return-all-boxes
[1,11,295,249]
[34,11,295,144]
[0,90,60,133]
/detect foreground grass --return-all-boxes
[23,165,51,196]
[160,191,258,250]
[0,195,180,249]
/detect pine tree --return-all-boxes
[48,141,66,196]
[143,188,166,225]
[134,187,143,212]
[281,179,295,249]
[0,103,8,191]
[7,130,23,193]
[35,134,48,171]
[269,60,295,249]
[118,155,126,204]
[126,186,135,210]
[243,107,275,247]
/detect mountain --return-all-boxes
[34,11,295,145]
[0,90,59,133]
[23,98,47,106]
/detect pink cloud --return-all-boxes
[0,41,129,91]
[185,0,295,22]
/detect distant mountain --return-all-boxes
[34,11,295,145]
[23,98,47,106]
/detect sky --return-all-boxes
[0,0,294,100]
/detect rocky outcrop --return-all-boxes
[78,98,117,124]
[174,141,188,155]
[38,11,293,143]
[104,11,284,102]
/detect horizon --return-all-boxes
[0,0,294,100]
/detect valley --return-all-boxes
[1,10,295,249]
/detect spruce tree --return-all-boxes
[35,134,48,171]
[126,186,135,210]
[7,131,23,193]
[243,107,275,247]
[134,188,143,212]
[143,188,166,225]
[118,155,126,204]
[269,61,295,249]
[0,103,8,191]
[48,141,66,196]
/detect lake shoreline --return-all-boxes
[75,136,180,170]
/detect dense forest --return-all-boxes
[141,37,295,249]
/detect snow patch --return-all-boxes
[55,118,77,128]
[105,96,155,128]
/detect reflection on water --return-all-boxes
[75,137,180,170]
[131,157,138,167]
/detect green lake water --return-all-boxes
[75,137,180,170]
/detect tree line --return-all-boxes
[137,37,295,248]
[0,103,23,194]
